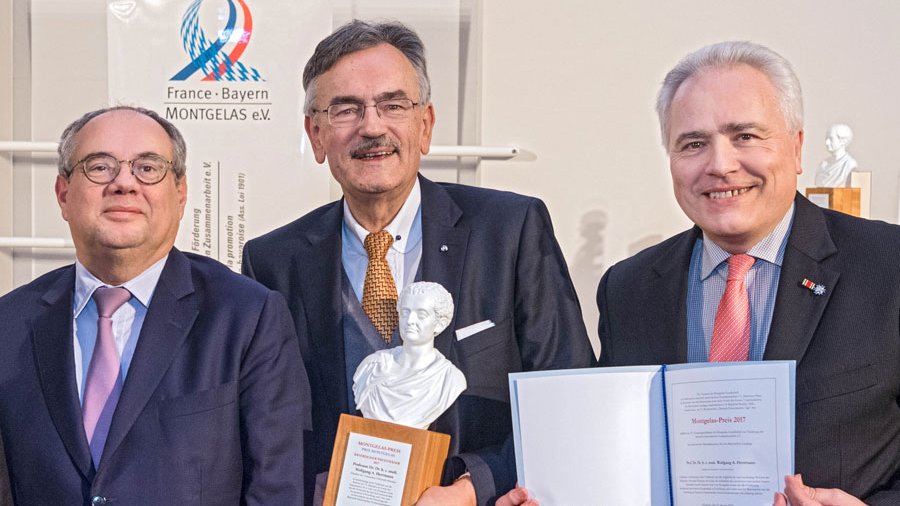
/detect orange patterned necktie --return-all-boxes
[709,254,756,362]
[362,230,398,343]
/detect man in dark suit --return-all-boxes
[242,20,592,506]
[596,42,900,505]
[0,106,310,505]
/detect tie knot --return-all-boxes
[726,254,755,281]
[364,230,394,260]
[92,286,132,318]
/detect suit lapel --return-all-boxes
[418,177,469,358]
[649,229,698,364]
[31,267,94,479]
[764,196,838,361]
[300,202,349,412]
[100,250,199,465]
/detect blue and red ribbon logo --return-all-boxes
[171,0,264,81]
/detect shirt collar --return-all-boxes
[342,178,422,254]
[700,202,795,280]
[73,255,169,317]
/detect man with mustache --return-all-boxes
[242,19,593,506]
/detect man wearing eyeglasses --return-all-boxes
[242,19,593,506]
[0,106,310,505]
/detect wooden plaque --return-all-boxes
[323,414,450,506]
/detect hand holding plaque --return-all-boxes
[324,282,466,506]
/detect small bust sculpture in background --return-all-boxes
[353,282,467,429]
[815,123,858,187]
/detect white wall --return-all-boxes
[478,0,900,351]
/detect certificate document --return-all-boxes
[665,363,794,505]
[510,361,795,506]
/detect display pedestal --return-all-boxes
[805,187,861,216]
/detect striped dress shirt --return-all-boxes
[686,204,795,362]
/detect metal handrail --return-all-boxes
[0,237,74,249]
[1,142,521,159]
[1,142,66,249]
[0,141,58,152]
[426,145,518,159]
[0,142,520,249]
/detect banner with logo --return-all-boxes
[108,0,331,271]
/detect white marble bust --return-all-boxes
[352,282,467,429]
[816,123,858,187]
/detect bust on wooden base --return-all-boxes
[324,282,466,506]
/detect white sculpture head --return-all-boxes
[397,281,454,346]
[825,123,853,154]
[353,281,466,428]
[816,123,858,187]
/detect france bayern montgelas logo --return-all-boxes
[171,0,264,82]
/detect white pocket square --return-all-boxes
[455,320,495,341]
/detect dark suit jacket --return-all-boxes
[597,194,900,503]
[243,175,593,505]
[0,249,311,506]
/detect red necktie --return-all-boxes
[83,286,131,465]
[709,254,756,362]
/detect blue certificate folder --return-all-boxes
[510,361,795,506]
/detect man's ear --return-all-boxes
[175,176,188,218]
[418,103,435,155]
[55,175,71,222]
[305,115,327,164]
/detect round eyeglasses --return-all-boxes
[312,99,420,128]
[72,154,173,185]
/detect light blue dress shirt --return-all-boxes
[341,179,423,302]
[73,256,167,403]
[686,204,794,362]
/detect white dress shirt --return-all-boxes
[341,179,423,302]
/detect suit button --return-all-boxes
[91,496,108,506]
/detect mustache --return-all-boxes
[350,136,400,158]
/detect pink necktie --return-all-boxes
[83,286,131,466]
[709,254,756,362]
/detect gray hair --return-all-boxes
[399,281,454,324]
[656,41,804,148]
[302,19,431,115]
[58,105,187,182]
